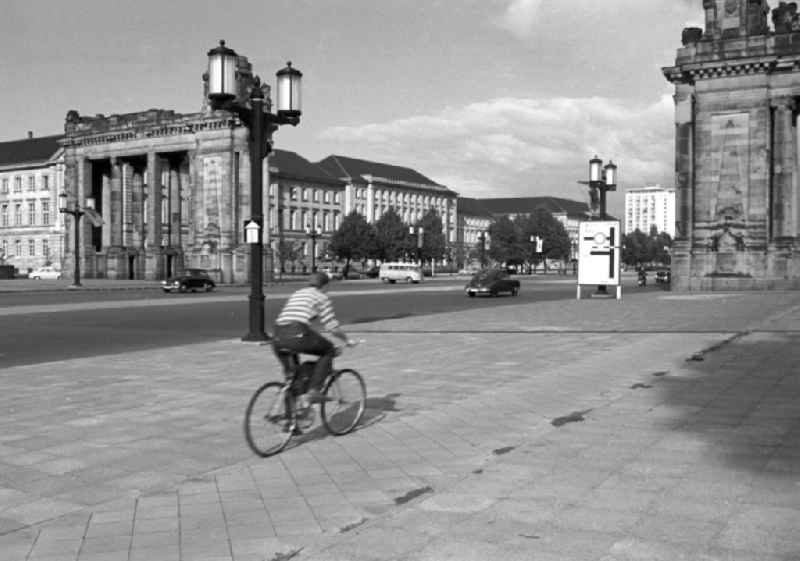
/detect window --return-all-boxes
[42,200,50,225]
[42,239,48,259]
[27,176,35,192]
[15,239,21,257]
[333,192,340,204]
[302,188,309,201]
[42,175,49,190]
[28,201,36,225]
[28,239,35,256]
[313,189,319,202]
[1,205,6,227]
[1,178,7,194]
[1,240,6,256]
[14,177,22,193]
[14,204,22,226]
[291,187,298,201]
[323,191,330,204]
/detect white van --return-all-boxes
[378,262,423,284]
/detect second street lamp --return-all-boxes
[58,192,96,289]
[305,223,321,273]
[207,40,302,342]
[586,155,618,296]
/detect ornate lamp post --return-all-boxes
[586,155,618,295]
[59,192,95,288]
[305,222,321,273]
[206,40,302,342]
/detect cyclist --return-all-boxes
[272,271,354,403]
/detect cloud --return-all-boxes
[319,94,675,203]
[493,0,543,39]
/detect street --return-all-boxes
[0,276,593,368]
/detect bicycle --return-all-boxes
[244,341,367,457]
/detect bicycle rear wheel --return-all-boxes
[244,382,295,457]
[321,368,366,436]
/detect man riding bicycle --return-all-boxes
[272,271,354,403]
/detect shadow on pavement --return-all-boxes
[652,331,800,474]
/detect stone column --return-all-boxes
[169,162,181,247]
[101,168,111,249]
[122,160,134,247]
[146,152,162,279]
[131,165,144,249]
[77,158,94,277]
[770,97,796,242]
[109,157,123,247]
[146,152,162,249]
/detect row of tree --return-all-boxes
[621,226,672,266]
[486,210,572,271]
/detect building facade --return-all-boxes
[663,0,800,290]
[0,133,66,273]
[624,185,676,236]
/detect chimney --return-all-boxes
[27,131,33,139]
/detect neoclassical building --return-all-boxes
[0,133,66,272]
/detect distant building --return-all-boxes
[0,132,66,273]
[316,155,458,244]
[624,185,675,236]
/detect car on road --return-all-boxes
[360,265,380,279]
[29,266,62,280]
[379,262,423,283]
[655,269,671,285]
[465,268,520,297]
[162,268,216,293]
[319,266,343,280]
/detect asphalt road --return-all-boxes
[0,276,658,367]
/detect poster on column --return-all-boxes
[577,221,621,286]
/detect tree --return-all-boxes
[275,237,302,274]
[328,211,375,276]
[487,216,521,266]
[372,208,407,262]
[416,209,446,264]
[622,228,672,267]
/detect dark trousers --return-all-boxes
[272,323,335,392]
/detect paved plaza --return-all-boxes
[0,287,799,560]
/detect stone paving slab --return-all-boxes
[0,290,798,560]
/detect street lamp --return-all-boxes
[207,40,302,342]
[305,222,321,273]
[58,192,95,288]
[478,232,487,268]
[585,155,618,295]
[409,225,424,266]
[587,155,617,219]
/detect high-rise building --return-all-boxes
[624,185,675,236]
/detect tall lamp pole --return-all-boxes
[478,232,487,268]
[409,226,424,266]
[59,192,94,289]
[206,40,302,342]
[586,155,618,295]
[305,222,321,273]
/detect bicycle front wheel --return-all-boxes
[321,369,366,436]
[244,382,294,457]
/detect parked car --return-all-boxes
[29,266,62,280]
[319,266,343,280]
[465,268,521,297]
[360,265,380,279]
[655,269,671,285]
[162,268,216,293]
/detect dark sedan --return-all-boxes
[162,268,216,293]
[465,268,520,297]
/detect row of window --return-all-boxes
[283,186,341,204]
[0,175,51,194]
[0,201,52,227]
[0,238,51,258]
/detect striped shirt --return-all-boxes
[275,286,340,331]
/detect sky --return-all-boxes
[0,0,703,220]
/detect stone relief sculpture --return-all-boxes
[772,1,800,32]
[711,115,748,222]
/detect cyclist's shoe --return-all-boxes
[282,422,303,435]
